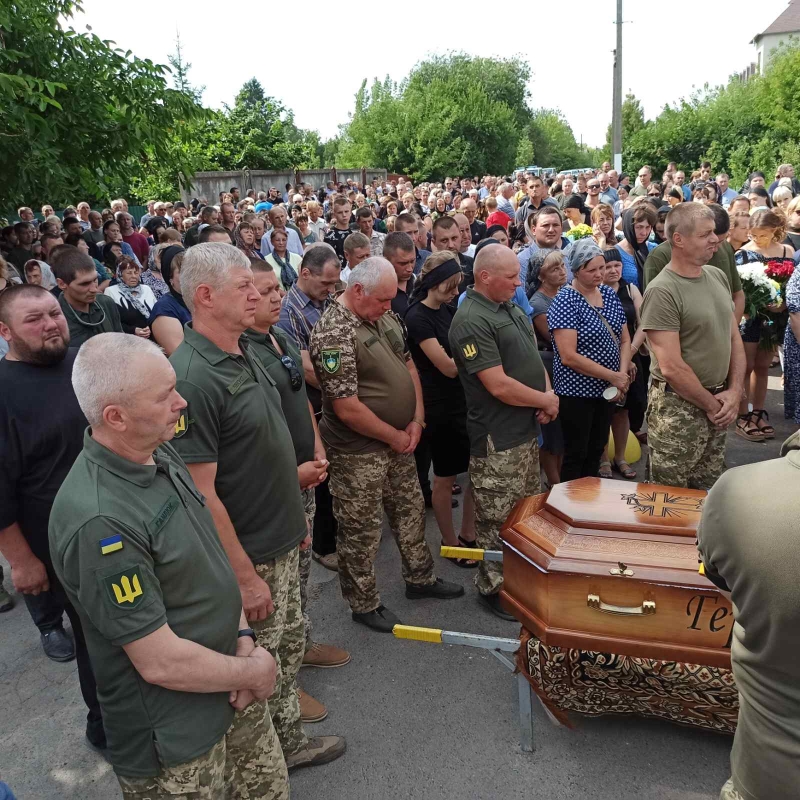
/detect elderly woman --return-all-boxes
[530,250,569,485]
[547,240,631,481]
[265,228,302,291]
[591,204,617,249]
[148,246,189,355]
[403,250,476,565]
[597,247,646,479]
[234,221,264,259]
[104,256,156,338]
[139,242,172,299]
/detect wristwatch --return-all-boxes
[412,417,427,429]
[238,628,257,643]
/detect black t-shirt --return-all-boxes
[404,301,466,410]
[0,351,86,564]
[323,227,351,267]
[390,274,415,318]
[470,220,487,245]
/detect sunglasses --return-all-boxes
[280,354,303,392]
[588,185,600,190]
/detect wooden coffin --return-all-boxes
[500,478,732,669]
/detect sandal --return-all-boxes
[735,413,766,442]
[442,538,477,569]
[598,460,613,479]
[751,409,775,439]
[451,483,463,495]
[614,460,637,480]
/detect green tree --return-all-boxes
[523,109,583,169]
[167,31,204,103]
[601,93,646,163]
[337,54,532,179]
[0,0,204,208]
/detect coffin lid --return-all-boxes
[501,477,717,590]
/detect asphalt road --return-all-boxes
[0,371,793,800]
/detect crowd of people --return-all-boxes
[1,160,799,800]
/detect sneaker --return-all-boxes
[299,688,328,723]
[405,578,465,601]
[479,592,516,621]
[285,736,346,771]
[302,641,351,669]
[312,551,338,572]
[351,605,401,633]
[0,583,13,613]
[41,627,76,662]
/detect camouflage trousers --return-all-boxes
[253,548,307,758]
[470,437,540,596]
[327,447,436,614]
[719,778,746,800]
[646,383,727,490]
[118,706,289,800]
[299,488,315,650]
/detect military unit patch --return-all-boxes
[104,567,145,608]
[322,349,341,374]
[173,408,188,438]
[462,343,478,360]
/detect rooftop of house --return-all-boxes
[754,0,800,42]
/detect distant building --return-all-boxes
[752,0,800,72]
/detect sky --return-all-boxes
[73,0,791,151]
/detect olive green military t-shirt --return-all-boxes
[169,325,306,563]
[309,300,416,454]
[643,240,742,293]
[59,293,123,348]
[246,326,316,465]
[449,288,547,456]
[641,266,733,388]
[698,443,800,800]
[49,434,241,778]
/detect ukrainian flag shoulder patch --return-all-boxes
[100,534,123,555]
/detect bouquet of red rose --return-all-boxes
[765,260,795,300]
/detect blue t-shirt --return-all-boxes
[619,241,656,289]
[457,286,533,320]
[148,292,191,327]
[547,284,626,398]
[254,201,273,212]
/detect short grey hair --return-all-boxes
[346,257,395,294]
[180,242,251,312]
[72,333,162,425]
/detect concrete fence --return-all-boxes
[181,167,388,205]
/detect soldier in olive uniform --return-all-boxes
[309,257,464,633]
[450,242,559,619]
[641,203,745,490]
[246,260,351,722]
[49,334,285,799]
[168,244,345,771]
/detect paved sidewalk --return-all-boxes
[0,375,793,799]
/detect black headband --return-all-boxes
[405,258,463,311]
[417,258,462,292]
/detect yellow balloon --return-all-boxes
[608,430,642,464]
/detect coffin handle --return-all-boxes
[587,593,656,616]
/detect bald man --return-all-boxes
[449,246,558,619]
[460,199,486,245]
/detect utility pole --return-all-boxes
[611,0,623,173]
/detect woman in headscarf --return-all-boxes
[140,243,171,299]
[547,239,631,481]
[403,250,476,566]
[23,259,56,290]
[104,256,156,338]
[265,228,302,291]
[234,221,264,260]
[563,195,591,228]
[149,245,189,355]
[618,204,657,289]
